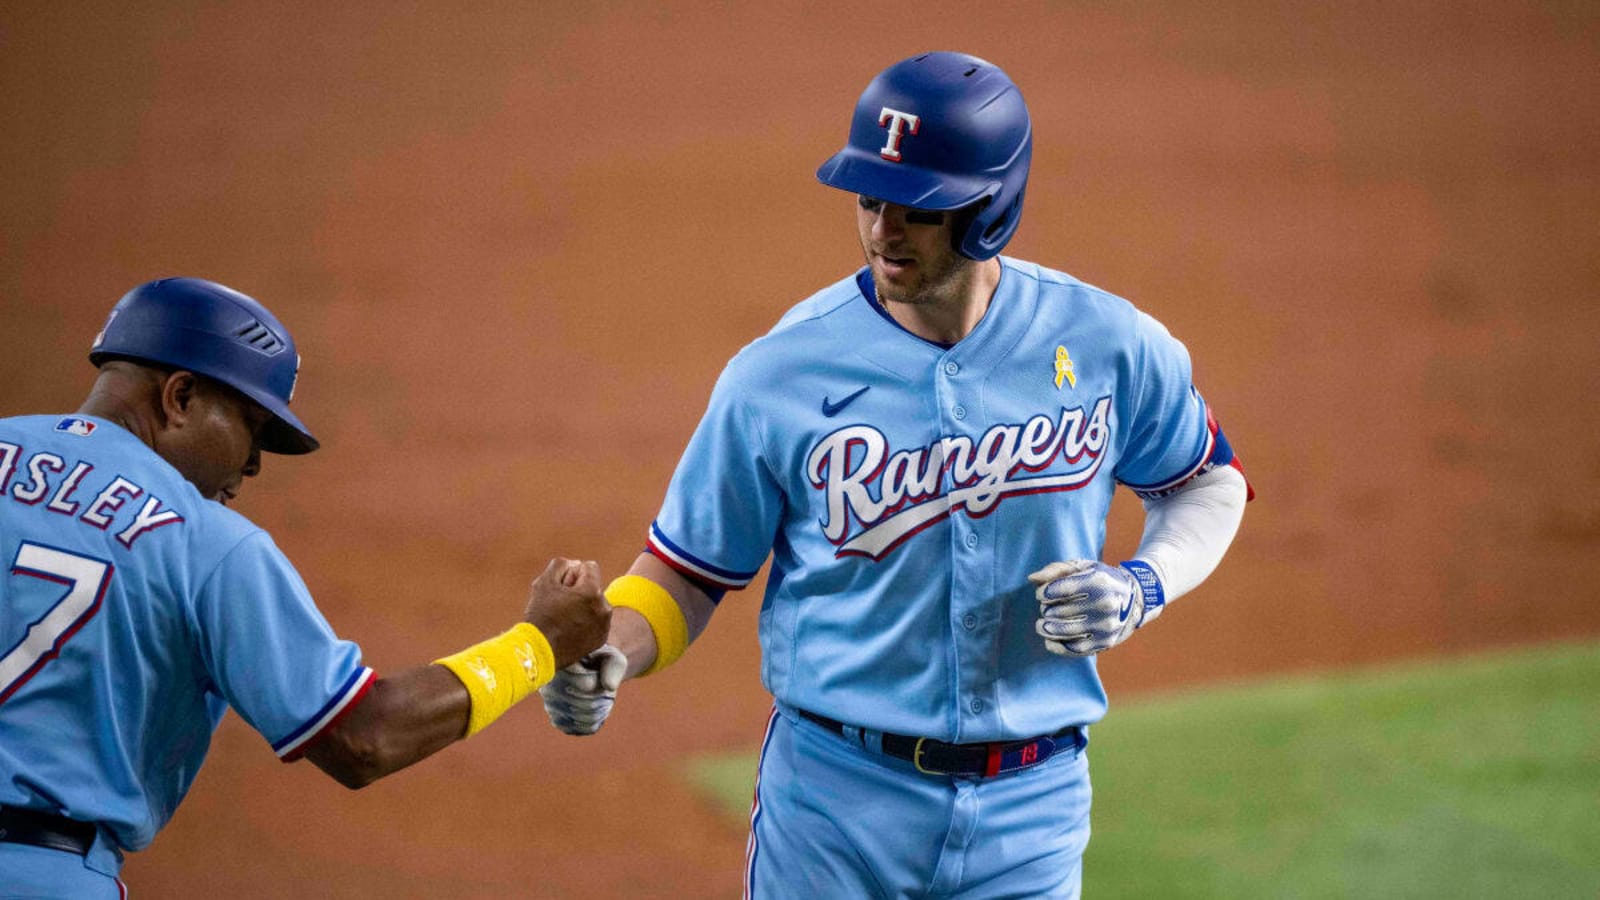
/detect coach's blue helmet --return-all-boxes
[89,277,319,454]
[816,51,1032,261]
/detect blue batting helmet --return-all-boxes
[816,51,1032,261]
[89,277,319,454]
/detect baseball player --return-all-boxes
[540,52,1252,897]
[0,277,611,898]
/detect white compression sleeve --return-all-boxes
[1130,464,1248,618]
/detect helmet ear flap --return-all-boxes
[949,198,990,257]
[959,187,1027,260]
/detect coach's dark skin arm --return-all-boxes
[607,552,718,680]
[302,666,470,789]
[305,559,611,789]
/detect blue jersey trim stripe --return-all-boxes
[643,547,729,605]
[1208,425,1237,467]
[647,523,757,589]
[272,666,376,758]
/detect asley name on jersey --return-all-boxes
[806,396,1112,560]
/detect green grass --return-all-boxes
[683,641,1600,898]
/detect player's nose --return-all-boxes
[242,445,262,478]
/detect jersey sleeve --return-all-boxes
[1113,311,1227,499]
[189,532,374,760]
[646,363,783,593]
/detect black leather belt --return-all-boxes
[0,806,97,856]
[798,710,1081,778]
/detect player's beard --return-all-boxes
[865,242,970,309]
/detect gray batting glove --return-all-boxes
[539,643,628,735]
[1028,560,1153,657]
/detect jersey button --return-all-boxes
[962,613,977,630]
[964,532,978,549]
[952,404,967,420]
[969,698,986,714]
[943,361,960,376]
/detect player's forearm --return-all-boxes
[608,553,716,680]
[609,607,662,679]
[305,664,470,789]
[1133,464,1248,603]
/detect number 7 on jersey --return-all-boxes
[1,542,113,704]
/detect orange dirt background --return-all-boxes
[2,3,1597,897]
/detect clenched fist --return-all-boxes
[523,558,611,668]
[541,644,628,736]
[1027,560,1163,657]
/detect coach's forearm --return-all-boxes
[305,664,470,789]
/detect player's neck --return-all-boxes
[883,257,1001,346]
[77,367,160,448]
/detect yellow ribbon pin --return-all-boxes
[1054,346,1077,389]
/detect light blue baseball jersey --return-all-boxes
[0,414,373,855]
[648,258,1235,742]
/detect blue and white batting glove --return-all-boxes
[539,643,628,735]
[1027,560,1166,657]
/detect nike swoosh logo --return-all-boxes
[821,386,871,417]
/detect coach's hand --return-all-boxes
[1028,560,1149,657]
[540,644,628,735]
[524,558,612,669]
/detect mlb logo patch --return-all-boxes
[54,417,97,436]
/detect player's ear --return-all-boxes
[158,370,202,428]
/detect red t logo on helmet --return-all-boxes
[877,107,921,161]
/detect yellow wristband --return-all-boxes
[435,622,555,737]
[606,574,688,676]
